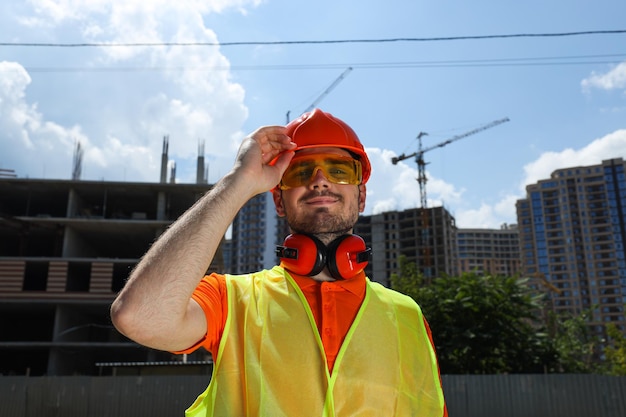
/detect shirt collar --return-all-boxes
[285,267,366,298]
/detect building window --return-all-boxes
[23,261,49,291]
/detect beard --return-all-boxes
[284,190,360,245]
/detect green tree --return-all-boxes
[545,309,599,373]
[605,323,626,375]
[391,256,556,374]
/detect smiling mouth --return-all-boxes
[306,196,338,205]
[301,191,341,205]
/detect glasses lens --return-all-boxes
[280,153,362,190]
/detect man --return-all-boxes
[111,109,447,416]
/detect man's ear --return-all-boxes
[272,188,286,217]
[358,184,366,213]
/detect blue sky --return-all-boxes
[1,0,625,228]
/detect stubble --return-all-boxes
[285,190,360,245]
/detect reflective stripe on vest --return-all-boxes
[186,266,445,417]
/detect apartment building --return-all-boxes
[457,224,521,276]
[0,178,219,376]
[229,192,280,274]
[355,206,458,286]
[516,158,626,336]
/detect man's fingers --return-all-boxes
[233,125,297,193]
[251,127,296,163]
[271,150,295,174]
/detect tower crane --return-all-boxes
[392,117,510,208]
[286,67,353,123]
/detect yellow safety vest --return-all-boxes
[186,266,445,417]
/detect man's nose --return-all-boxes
[308,167,330,188]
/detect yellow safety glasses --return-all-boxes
[279,153,363,190]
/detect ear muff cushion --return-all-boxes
[327,235,369,280]
[279,234,327,276]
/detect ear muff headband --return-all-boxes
[276,234,371,280]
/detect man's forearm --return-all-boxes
[110,125,295,351]
[110,170,254,350]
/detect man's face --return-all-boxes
[272,147,366,243]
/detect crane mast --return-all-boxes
[390,117,510,279]
[392,117,510,208]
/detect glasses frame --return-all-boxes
[279,152,363,190]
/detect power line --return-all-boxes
[8,53,626,74]
[2,29,626,48]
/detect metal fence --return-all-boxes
[1,374,626,416]
[441,374,626,417]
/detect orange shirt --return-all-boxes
[180,270,366,372]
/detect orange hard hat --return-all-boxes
[285,108,371,184]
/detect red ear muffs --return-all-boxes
[276,234,371,280]
[276,234,327,276]
[326,235,371,280]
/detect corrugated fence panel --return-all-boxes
[0,375,210,417]
[1,374,625,417]
[441,374,626,417]
[14,376,88,417]
[87,375,209,417]
[0,377,27,417]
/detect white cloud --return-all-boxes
[581,61,626,92]
[452,129,626,229]
[0,62,32,139]
[520,129,626,189]
[453,194,520,229]
[21,0,259,28]
[0,61,88,176]
[454,204,497,229]
[363,146,513,228]
[365,148,417,214]
[364,147,465,215]
[4,1,258,181]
